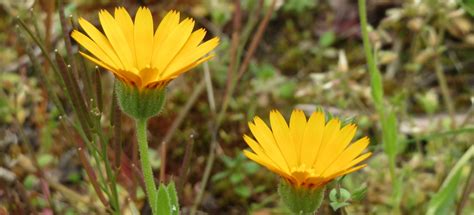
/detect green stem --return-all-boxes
[358,0,400,213]
[136,119,158,215]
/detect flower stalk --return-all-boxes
[136,118,158,215]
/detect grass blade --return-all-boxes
[427,145,474,215]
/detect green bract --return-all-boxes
[115,80,166,120]
[278,181,325,215]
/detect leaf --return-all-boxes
[382,112,398,160]
[330,202,350,211]
[220,155,235,168]
[23,174,38,190]
[426,146,474,215]
[460,0,474,16]
[243,162,260,174]
[230,173,245,184]
[211,171,228,182]
[157,183,171,215]
[351,185,367,201]
[329,188,351,202]
[283,0,317,13]
[329,188,352,211]
[166,181,179,215]
[319,31,336,48]
[426,170,462,215]
[37,154,55,167]
[278,80,296,99]
[235,185,251,198]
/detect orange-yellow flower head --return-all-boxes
[71,7,219,89]
[243,109,371,189]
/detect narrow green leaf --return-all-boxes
[460,0,474,16]
[383,112,398,160]
[426,170,462,215]
[426,146,474,215]
[157,183,172,215]
[351,185,367,201]
[166,181,180,215]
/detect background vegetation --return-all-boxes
[0,0,473,214]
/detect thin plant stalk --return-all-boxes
[136,119,158,215]
[191,1,276,213]
[358,0,400,212]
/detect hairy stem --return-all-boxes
[136,119,157,215]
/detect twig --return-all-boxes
[235,0,276,82]
[77,146,110,207]
[161,79,206,145]
[58,0,80,83]
[111,87,122,170]
[55,52,93,141]
[191,62,221,215]
[177,133,195,198]
[160,140,167,183]
[219,0,276,126]
[43,0,54,74]
[190,62,220,214]
[159,78,206,184]
[204,62,216,113]
[15,155,104,211]
[190,124,218,215]
[434,60,456,128]
[191,1,277,213]
[224,0,242,94]
[95,68,104,113]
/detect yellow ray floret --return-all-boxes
[243,109,371,188]
[71,7,219,89]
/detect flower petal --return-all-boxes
[249,116,290,172]
[314,123,356,175]
[79,51,141,85]
[312,118,341,170]
[71,30,118,69]
[243,150,293,180]
[151,18,194,73]
[300,111,325,166]
[243,134,286,170]
[78,51,115,73]
[114,7,135,63]
[134,7,154,70]
[270,110,298,167]
[77,18,123,69]
[289,109,307,164]
[325,164,368,181]
[321,137,370,177]
[152,10,180,58]
[99,9,135,72]
[161,28,207,75]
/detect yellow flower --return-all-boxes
[71,7,219,89]
[243,109,371,189]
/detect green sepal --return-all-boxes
[115,80,165,120]
[278,180,325,215]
